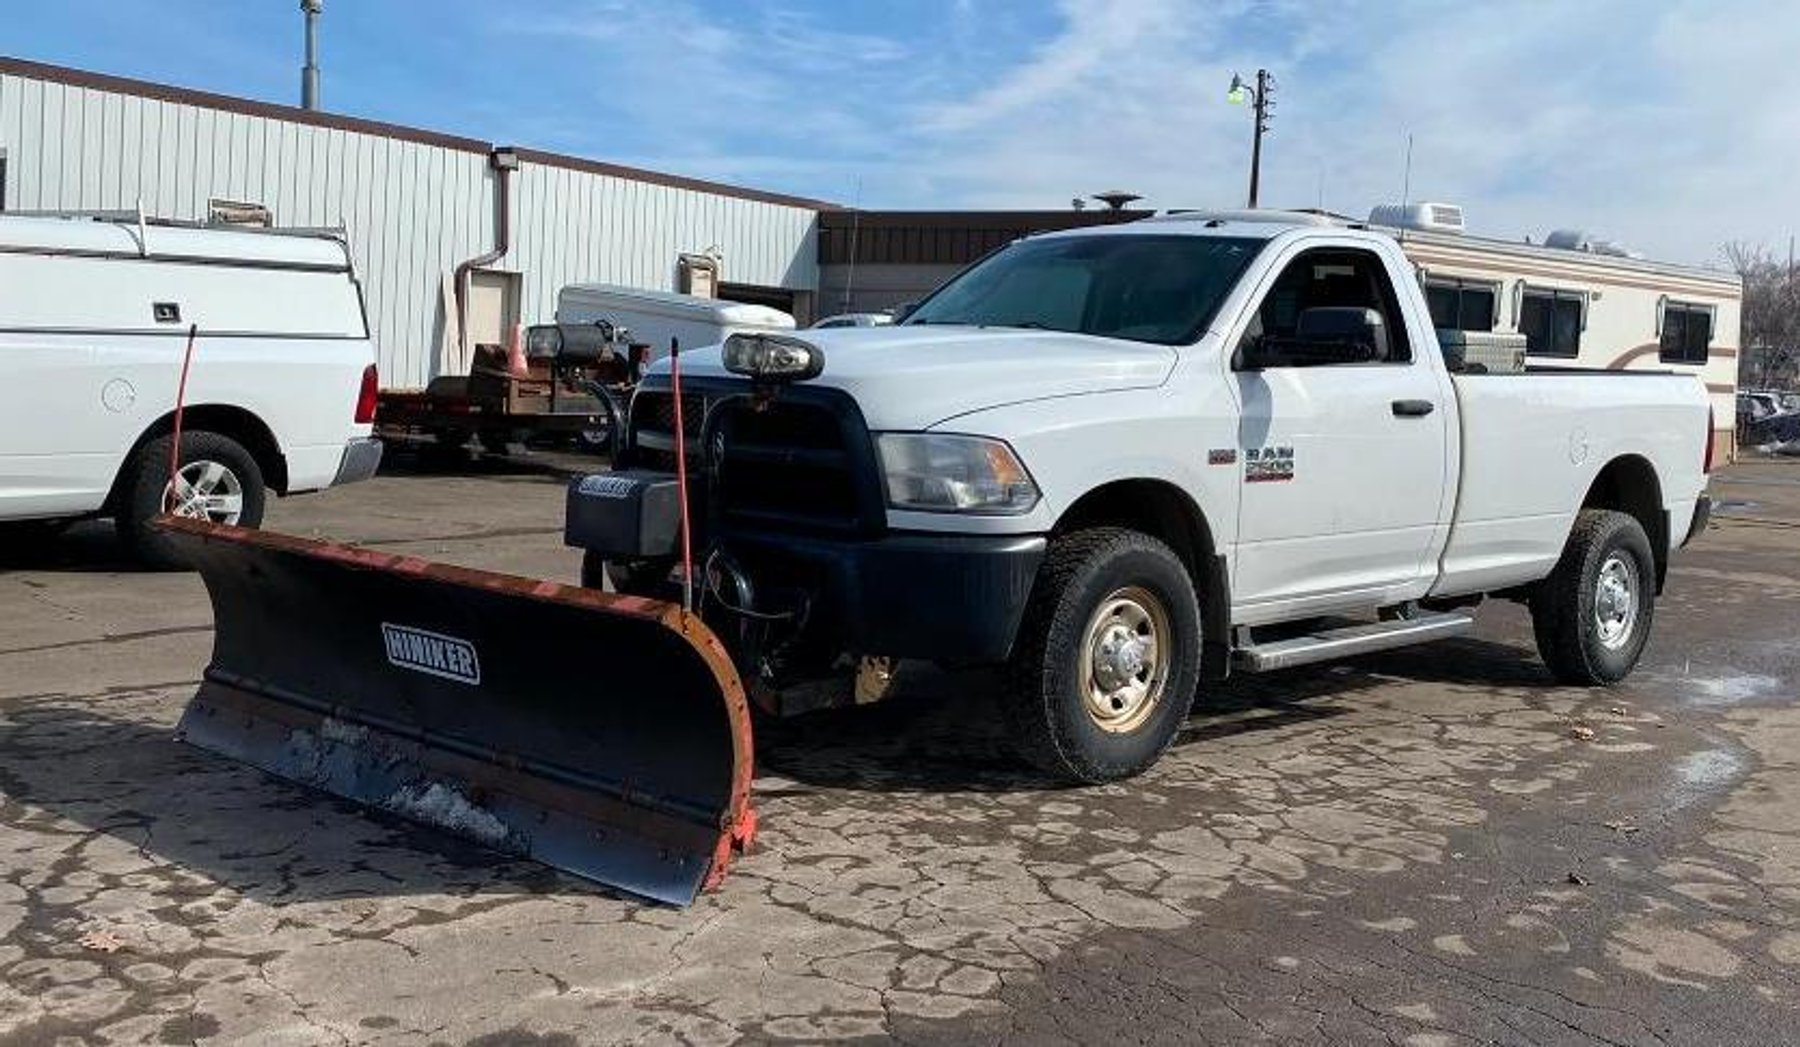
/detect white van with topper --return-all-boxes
[0,213,381,565]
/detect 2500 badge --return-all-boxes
[1245,446,1295,483]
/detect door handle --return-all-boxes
[1391,399,1435,417]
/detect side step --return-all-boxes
[1234,612,1474,673]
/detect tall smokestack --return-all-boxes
[300,0,322,110]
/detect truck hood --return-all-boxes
[650,325,1177,430]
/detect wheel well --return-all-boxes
[1581,454,1667,590]
[108,405,288,508]
[1054,479,1231,676]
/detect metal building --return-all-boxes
[0,56,828,389]
[816,209,1150,316]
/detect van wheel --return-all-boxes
[1531,509,1654,685]
[1005,528,1201,783]
[118,431,267,568]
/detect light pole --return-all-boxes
[1226,69,1273,208]
[300,0,322,111]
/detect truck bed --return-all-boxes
[1433,370,1710,596]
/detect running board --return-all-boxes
[1234,613,1474,673]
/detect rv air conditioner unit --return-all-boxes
[1367,202,1466,234]
[1545,229,1638,258]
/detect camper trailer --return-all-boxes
[1372,203,1742,465]
[556,284,796,362]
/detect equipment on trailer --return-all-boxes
[376,320,637,453]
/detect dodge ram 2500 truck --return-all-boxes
[574,210,1714,783]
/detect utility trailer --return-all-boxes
[377,287,795,455]
[374,322,636,453]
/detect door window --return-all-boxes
[1240,248,1414,364]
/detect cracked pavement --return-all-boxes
[3,450,1799,1045]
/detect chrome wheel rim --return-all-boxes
[164,460,245,524]
[1593,553,1639,650]
[1077,586,1170,733]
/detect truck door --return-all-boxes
[1229,244,1451,617]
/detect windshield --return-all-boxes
[905,233,1262,345]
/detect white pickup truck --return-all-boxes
[0,214,382,565]
[579,210,1714,782]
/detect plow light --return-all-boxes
[723,333,823,381]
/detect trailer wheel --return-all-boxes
[426,427,472,453]
[1005,527,1200,783]
[118,430,266,568]
[1531,509,1655,685]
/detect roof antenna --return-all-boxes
[1401,132,1414,208]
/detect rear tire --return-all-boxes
[118,431,266,569]
[1530,509,1654,685]
[1005,528,1201,783]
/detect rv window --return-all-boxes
[1519,289,1582,358]
[1659,302,1712,365]
[1425,280,1496,332]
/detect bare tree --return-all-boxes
[1722,241,1800,390]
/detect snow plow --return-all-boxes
[157,513,756,906]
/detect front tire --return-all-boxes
[1005,528,1201,783]
[1531,509,1655,685]
[118,431,266,569]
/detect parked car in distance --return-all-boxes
[0,213,381,565]
[1739,390,1785,423]
[809,311,895,329]
[1738,389,1800,453]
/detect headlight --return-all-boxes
[525,324,562,356]
[723,333,823,381]
[877,433,1040,514]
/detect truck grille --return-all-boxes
[628,384,875,536]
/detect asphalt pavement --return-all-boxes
[3,449,1798,1045]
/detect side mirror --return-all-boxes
[1239,307,1387,369]
[892,300,918,322]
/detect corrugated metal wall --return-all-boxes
[0,69,820,389]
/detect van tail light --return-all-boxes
[1704,405,1716,474]
[355,364,379,424]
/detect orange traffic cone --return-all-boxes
[505,322,528,377]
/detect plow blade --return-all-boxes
[157,515,755,906]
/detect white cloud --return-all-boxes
[499,0,1799,265]
[895,0,1800,265]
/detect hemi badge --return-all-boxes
[381,623,481,685]
[1207,449,1238,465]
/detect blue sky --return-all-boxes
[9,0,1797,264]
